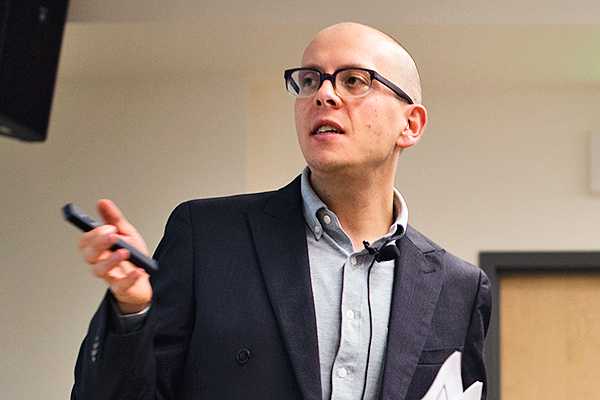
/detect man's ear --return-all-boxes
[396,104,427,149]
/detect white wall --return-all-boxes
[0,74,247,399]
[246,81,600,264]
[400,84,600,261]
[246,82,306,192]
[1,23,600,400]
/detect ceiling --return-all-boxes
[66,0,600,25]
[57,0,600,89]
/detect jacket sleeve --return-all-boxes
[71,202,196,400]
[460,268,492,400]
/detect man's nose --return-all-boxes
[315,78,340,107]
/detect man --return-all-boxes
[72,22,491,400]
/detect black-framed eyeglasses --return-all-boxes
[284,67,413,104]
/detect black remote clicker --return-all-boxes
[62,203,159,274]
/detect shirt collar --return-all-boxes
[300,166,408,242]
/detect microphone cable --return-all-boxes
[360,241,399,400]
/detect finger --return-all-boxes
[90,248,133,281]
[109,268,147,296]
[78,225,119,265]
[97,199,138,236]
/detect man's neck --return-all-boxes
[309,169,397,250]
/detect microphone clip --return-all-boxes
[363,240,378,255]
[363,240,399,262]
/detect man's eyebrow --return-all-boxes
[300,63,369,71]
[300,64,322,71]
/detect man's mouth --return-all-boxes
[313,125,344,135]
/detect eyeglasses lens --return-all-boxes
[286,69,373,98]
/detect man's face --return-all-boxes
[294,24,412,178]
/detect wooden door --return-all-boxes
[500,274,600,399]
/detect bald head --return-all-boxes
[303,22,423,104]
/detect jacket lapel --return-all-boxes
[246,176,322,400]
[380,226,446,400]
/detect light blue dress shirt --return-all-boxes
[300,167,408,400]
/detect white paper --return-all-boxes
[420,351,483,400]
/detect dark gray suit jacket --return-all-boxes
[72,176,491,400]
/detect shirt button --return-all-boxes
[323,215,332,224]
[314,225,321,234]
[350,257,357,266]
[346,309,355,319]
[338,367,348,378]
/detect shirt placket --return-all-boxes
[330,251,371,399]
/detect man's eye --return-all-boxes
[344,75,369,86]
[302,78,315,87]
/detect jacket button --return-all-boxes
[236,348,251,364]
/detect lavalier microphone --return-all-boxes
[362,240,399,262]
